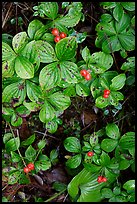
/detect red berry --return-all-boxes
[60,32,67,39]
[85,72,91,80]
[23,166,31,173]
[103,93,109,98]
[54,36,61,43]
[104,89,110,95]
[97,176,103,183]
[102,177,107,182]
[51,28,59,36]
[80,69,88,77]
[27,163,35,171]
[87,151,94,157]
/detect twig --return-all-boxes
[63,193,68,202]
[34,130,60,140]
[114,111,135,124]
[2,3,13,29]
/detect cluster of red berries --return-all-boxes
[80,69,91,81]
[97,175,107,183]
[87,151,94,157]
[23,163,35,173]
[103,89,110,98]
[51,28,67,43]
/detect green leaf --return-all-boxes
[110,74,126,91]
[106,123,120,139]
[115,13,130,33]
[15,105,30,117]
[11,151,21,162]
[95,96,109,109]
[90,134,98,147]
[76,82,90,97]
[19,172,30,184]
[83,163,101,173]
[20,40,38,64]
[48,91,71,111]
[23,101,41,112]
[2,59,15,78]
[11,113,23,126]
[82,46,91,63]
[100,14,113,23]
[63,85,76,97]
[46,120,58,133]
[27,19,44,39]
[100,151,111,166]
[55,37,77,61]
[2,42,16,61]
[8,171,20,184]
[39,2,58,20]
[25,145,36,161]
[52,21,68,34]
[64,137,81,153]
[35,40,57,63]
[100,2,116,9]
[102,36,121,53]
[50,149,58,165]
[68,168,105,202]
[101,139,118,152]
[12,32,28,53]
[123,180,135,191]
[41,33,54,42]
[119,159,130,170]
[26,80,42,102]
[59,13,81,28]
[110,91,124,103]
[89,52,113,74]
[121,2,135,11]
[121,57,135,73]
[38,140,46,150]
[53,182,66,192]
[35,154,51,171]
[21,134,35,146]
[39,62,61,90]
[90,78,102,99]
[60,61,79,83]
[101,188,113,198]
[66,154,82,169]
[113,3,124,22]
[126,75,135,85]
[118,32,135,51]
[2,33,13,46]
[104,167,117,183]
[15,56,34,79]
[34,25,47,40]
[119,132,135,150]
[39,101,55,123]
[2,81,26,106]
[113,186,121,195]
[96,20,116,36]
[3,133,13,144]
[5,137,20,152]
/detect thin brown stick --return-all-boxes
[2,3,13,29]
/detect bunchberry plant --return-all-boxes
[2,1,135,202]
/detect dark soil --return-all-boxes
[2,2,135,202]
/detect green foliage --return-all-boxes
[2,1,135,202]
[96,2,135,57]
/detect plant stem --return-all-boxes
[34,129,48,162]
[44,188,67,202]
[8,123,27,167]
